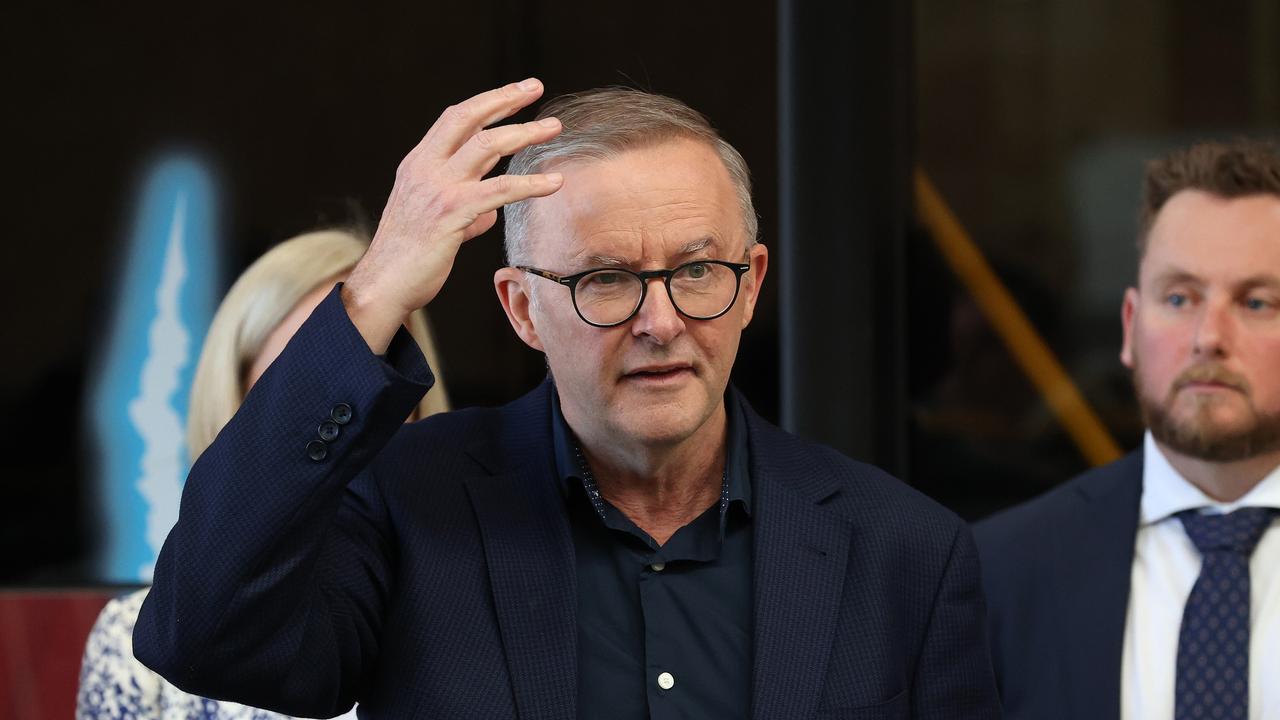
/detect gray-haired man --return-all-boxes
[135,80,1001,719]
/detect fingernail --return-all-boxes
[517,78,541,92]
[538,117,560,128]
[547,173,563,185]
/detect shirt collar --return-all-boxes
[724,389,752,514]
[1140,431,1280,525]
[549,383,752,516]
[550,387,580,495]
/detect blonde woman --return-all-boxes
[77,229,448,719]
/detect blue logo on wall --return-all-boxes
[87,156,222,583]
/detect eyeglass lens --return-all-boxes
[575,262,739,325]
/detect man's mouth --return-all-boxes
[623,364,695,382]
[1181,380,1237,388]
[1174,366,1248,395]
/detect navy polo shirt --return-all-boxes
[551,389,753,719]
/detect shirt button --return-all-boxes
[657,672,675,690]
[306,440,328,462]
[650,562,666,572]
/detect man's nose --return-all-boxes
[1193,297,1231,358]
[630,279,685,344]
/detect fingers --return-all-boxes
[451,173,564,242]
[462,210,499,241]
[474,172,564,210]
[447,117,562,178]
[428,173,563,245]
[420,78,547,160]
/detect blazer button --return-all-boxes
[318,421,340,442]
[306,440,328,462]
[331,403,353,425]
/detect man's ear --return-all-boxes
[738,242,769,328]
[494,267,545,352]
[1120,286,1138,369]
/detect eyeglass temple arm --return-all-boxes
[516,266,573,285]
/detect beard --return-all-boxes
[1134,356,1280,462]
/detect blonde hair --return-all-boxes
[186,229,450,462]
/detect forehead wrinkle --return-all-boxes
[551,162,739,269]
[562,241,632,269]
[564,224,723,269]
[573,226,634,254]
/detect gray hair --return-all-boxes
[503,87,758,265]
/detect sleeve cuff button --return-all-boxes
[318,421,340,442]
[331,403,353,425]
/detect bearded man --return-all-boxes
[975,138,1280,720]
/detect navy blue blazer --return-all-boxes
[973,451,1144,720]
[135,288,1000,719]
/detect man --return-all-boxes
[975,139,1280,720]
[135,80,1000,719]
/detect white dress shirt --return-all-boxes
[1121,433,1280,720]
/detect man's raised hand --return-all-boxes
[342,78,564,353]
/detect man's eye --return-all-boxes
[590,272,622,285]
[1244,296,1275,311]
[687,263,708,279]
[1166,293,1188,308]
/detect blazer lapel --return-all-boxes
[748,415,852,719]
[464,383,577,720]
[1053,451,1143,720]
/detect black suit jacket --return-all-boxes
[973,451,1144,720]
[134,287,1001,719]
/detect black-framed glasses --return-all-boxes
[518,259,752,327]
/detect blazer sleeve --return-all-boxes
[132,285,435,717]
[911,523,1004,719]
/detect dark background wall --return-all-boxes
[3,0,1276,585]
[3,0,779,584]
[4,3,1276,716]
[910,0,1279,516]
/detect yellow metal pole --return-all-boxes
[914,168,1123,467]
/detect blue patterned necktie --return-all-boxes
[1174,507,1277,720]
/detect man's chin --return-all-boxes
[616,412,702,446]
[608,397,717,447]
[1145,403,1280,462]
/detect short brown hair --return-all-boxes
[1138,138,1280,257]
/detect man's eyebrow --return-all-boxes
[678,237,715,255]
[577,237,717,268]
[1147,270,1280,292]
[1148,269,1201,287]
[1238,274,1280,290]
[585,254,629,267]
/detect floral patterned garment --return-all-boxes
[77,588,358,720]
